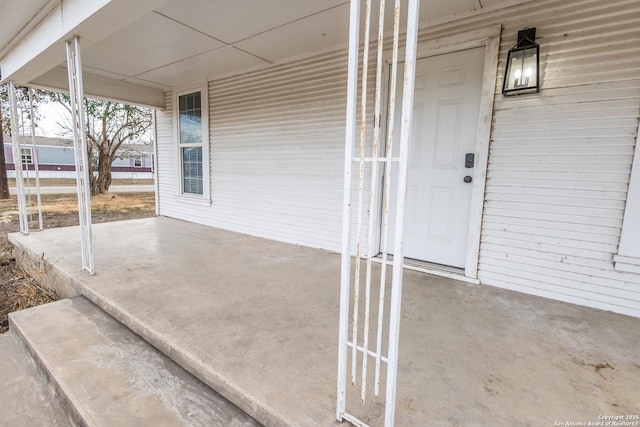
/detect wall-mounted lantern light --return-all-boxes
[502,27,539,96]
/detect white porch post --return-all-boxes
[337,0,360,421]
[384,0,421,424]
[7,81,29,234]
[28,87,44,231]
[337,0,422,425]
[152,110,160,216]
[66,36,95,275]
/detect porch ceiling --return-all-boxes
[1,0,528,107]
[0,0,51,56]
[75,0,466,89]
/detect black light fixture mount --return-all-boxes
[502,27,540,96]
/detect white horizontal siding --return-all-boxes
[469,0,640,317]
[155,0,640,317]
[157,52,362,252]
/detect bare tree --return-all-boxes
[55,94,152,196]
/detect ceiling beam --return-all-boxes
[32,67,165,108]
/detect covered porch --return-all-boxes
[9,217,640,426]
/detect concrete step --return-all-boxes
[9,297,261,427]
[0,333,68,426]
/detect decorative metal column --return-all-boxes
[66,36,95,275]
[7,81,29,234]
[28,87,44,231]
[384,0,421,423]
[336,0,421,425]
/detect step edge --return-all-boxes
[9,233,80,299]
[1,331,72,426]
[9,308,88,427]
[78,284,294,427]
[12,238,298,427]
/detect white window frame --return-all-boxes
[614,120,640,273]
[173,82,210,204]
[133,155,142,168]
[20,147,33,165]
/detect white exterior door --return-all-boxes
[388,47,484,268]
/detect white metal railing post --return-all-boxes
[28,87,44,230]
[351,0,372,394]
[8,81,29,234]
[152,110,160,216]
[362,0,387,402]
[384,0,421,424]
[337,0,421,424]
[66,36,95,275]
[337,0,361,421]
[375,0,402,397]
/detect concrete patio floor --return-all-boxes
[9,217,640,426]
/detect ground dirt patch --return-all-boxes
[0,245,57,333]
[0,191,156,333]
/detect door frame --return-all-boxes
[379,25,502,280]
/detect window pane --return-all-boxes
[178,92,202,145]
[182,146,203,195]
[178,91,204,196]
[21,148,32,164]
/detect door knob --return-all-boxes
[463,176,472,183]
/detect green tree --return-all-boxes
[55,94,152,196]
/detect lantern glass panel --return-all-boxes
[503,46,538,94]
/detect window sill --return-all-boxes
[613,254,640,274]
[176,193,212,207]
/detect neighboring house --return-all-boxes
[0,0,638,316]
[2,134,154,179]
